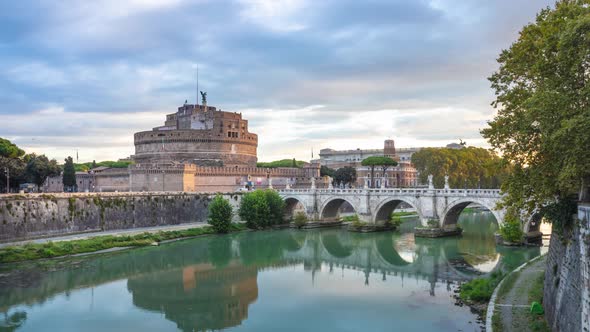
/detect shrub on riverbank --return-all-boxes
[238,190,285,229]
[341,214,359,222]
[460,271,503,302]
[293,212,308,228]
[0,223,247,264]
[499,212,524,243]
[208,195,233,233]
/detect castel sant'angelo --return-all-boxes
[44,93,321,193]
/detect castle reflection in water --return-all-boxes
[0,214,541,331]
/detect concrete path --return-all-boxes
[0,222,209,248]
[493,255,547,331]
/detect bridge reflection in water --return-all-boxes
[0,212,541,331]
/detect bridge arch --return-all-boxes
[283,196,308,220]
[373,198,421,224]
[523,212,543,233]
[320,198,358,221]
[441,199,503,228]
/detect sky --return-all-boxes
[0,0,554,163]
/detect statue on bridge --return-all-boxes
[428,174,434,189]
[444,175,450,190]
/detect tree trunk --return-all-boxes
[580,176,590,202]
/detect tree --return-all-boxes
[411,147,509,189]
[238,189,285,229]
[333,166,357,187]
[24,154,60,188]
[63,156,77,192]
[361,156,397,188]
[0,138,26,192]
[0,138,25,159]
[320,165,335,178]
[481,1,590,217]
[208,195,233,233]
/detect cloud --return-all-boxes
[0,0,554,162]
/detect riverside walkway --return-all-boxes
[0,222,209,248]
[490,255,549,331]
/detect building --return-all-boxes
[133,101,258,167]
[44,98,320,193]
[318,139,419,188]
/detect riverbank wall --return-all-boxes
[0,192,242,243]
[543,203,590,332]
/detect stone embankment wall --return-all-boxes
[543,204,590,332]
[0,192,242,243]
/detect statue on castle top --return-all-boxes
[200,91,207,105]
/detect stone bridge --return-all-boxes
[278,187,541,233]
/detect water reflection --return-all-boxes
[0,211,542,332]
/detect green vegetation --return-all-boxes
[23,153,61,187]
[0,137,60,192]
[528,272,551,331]
[208,195,233,233]
[0,223,247,263]
[350,220,368,228]
[238,189,285,229]
[391,211,417,217]
[62,156,77,192]
[74,160,135,172]
[411,147,509,189]
[499,212,524,243]
[389,215,403,228]
[460,271,503,302]
[333,166,357,187]
[293,211,308,228]
[320,165,335,178]
[256,159,305,168]
[361,156,398,188]
[481,1,590,216]
[340,214,359,222]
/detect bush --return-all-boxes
[499,213,524,243]
[238,190,285,229]
[208,195,233,233]
[427,218,439,228]
[389,215,403,228]
[459,272,503,302]
[341,214,360,222]
[293,212,308,228]
[351,220,368,228]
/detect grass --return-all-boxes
[0,223,247,264]
[459,271,504,302]
[391,211,418,217]
[528,272,551,332]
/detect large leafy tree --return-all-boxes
[24,154,61,188]
[333,166,357,187]
[0,138,26,192]
[361,156,397,188]
[63,156,77,192]
[482,1,590,214]
[411,147,509,189]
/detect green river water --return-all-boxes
[0,211,547,332]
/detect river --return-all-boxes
[0,211,548,331]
